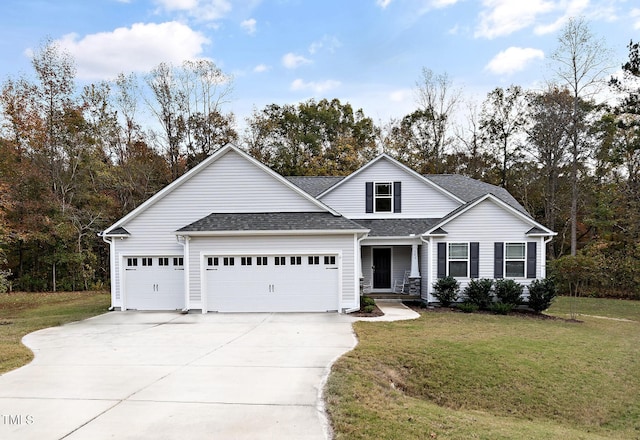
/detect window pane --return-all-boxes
[449,261,468,277]
[375,183,391,196]
[449,243,468,259]
[375,198,392,212]
[505,261,525,277]
[506,243,525,259]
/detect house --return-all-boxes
[100,144,555,313]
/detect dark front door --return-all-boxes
[372,248,391,289]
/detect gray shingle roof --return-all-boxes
[424,174,529,215]
[104,227,130,236]
[285,176,345,197]
[177,212,367,233]
[351,218,440,237]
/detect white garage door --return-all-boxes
[205,254,339,312]
[124,256,185,310]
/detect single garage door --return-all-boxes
[205,254,339,312]
[124,256,185,310]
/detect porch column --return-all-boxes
[410,243,420,278]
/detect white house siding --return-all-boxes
[186,234,357,311]
[431,199,544,293]
[320,158,460,218]
[111,149,325,306]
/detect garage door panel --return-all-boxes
[124,256,184,310]
[206,254,339,312]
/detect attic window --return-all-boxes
[375,183,392,212]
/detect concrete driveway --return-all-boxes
[0,312,357,440]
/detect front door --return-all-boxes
[372,248,391,289]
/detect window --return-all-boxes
[308,256,320,265]
[223,257,234,266]
[142,257,153,266]
[374,182,392,212]
[173,257,184,267]
[274,256,286,266]
[256,256,268,266]
[127,258,138,267]
[448,243,469,277]
[241,257,252,266]
[207,257,219,266]
[324,256,336,265]
[505,243,526,278]
[290,256,302,265]
[158,257,169,266]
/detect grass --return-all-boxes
[0,291,111,374]
[326,296,640,439]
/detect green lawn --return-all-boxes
[326,296,640,439]
[0,291,111,374]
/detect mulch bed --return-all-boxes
[402,300,581,322]
[351,304,385,317]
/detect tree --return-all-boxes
[244,98,379,176]
[526,86,573,238]
[413,68,461,173]
[549,17,612,255]
[479,85,528,190]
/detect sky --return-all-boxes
[0,0,637,128]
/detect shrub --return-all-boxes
[490,302,513,315]
[363,304,375,313]
[494,279,523,306]
[463,278,494,310]
[361,296,376,307]
[527,278,557,313]
[433,276,460,307]
[457,302,479,313]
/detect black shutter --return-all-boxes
[527,242,537,278]
[365,182,373,213]
[494,242,504,279]
[393,181,401,213]
[437,242,447,279]
[470,242,479,279]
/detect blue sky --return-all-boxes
[0,0,636,126]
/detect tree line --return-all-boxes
[0,19,638,298]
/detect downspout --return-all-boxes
[100,233,116,311]
[176,235,190,313]
[344,232,369,314]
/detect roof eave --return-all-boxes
[175,228,370,237]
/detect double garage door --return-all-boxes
[124,256,184,310]
[205,253,340,312]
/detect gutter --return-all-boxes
[100,233,116,311]
[176,235,190,313]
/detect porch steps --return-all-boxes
[365,293,421,303]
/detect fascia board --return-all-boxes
[175,229,370,237]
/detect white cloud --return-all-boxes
[431,0,459,8]
[389,89,412,103]
[485,46,544,75]
[290,79,341,94]
[56,22,210,80]
[282,52,312,69]
[377,0,393,9]
[308,35,341,55]
[253,63,269,73]
[534,0,589,35]
[241,18,257,35]
[475,0,555,39]
[154,0,232,21]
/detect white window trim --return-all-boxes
[504,242,526,279]
[447,242,469,278]
[374,182,393,213]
